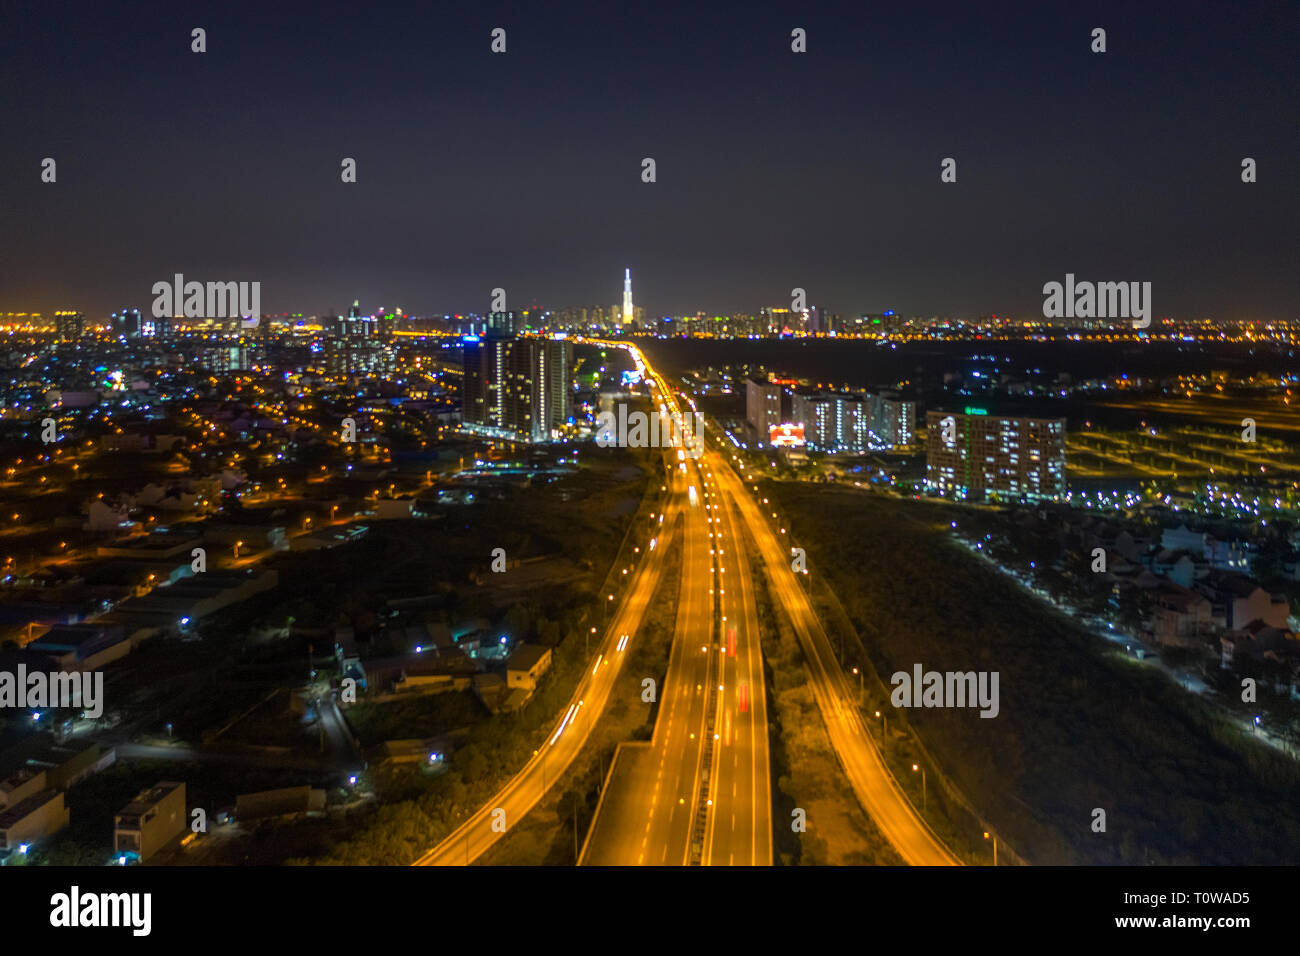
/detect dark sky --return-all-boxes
[1,0,1296,321]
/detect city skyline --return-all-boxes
[7,259,1297,328]
[2,0,1298,922]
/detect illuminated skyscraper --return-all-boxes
[462,337,573,442]
[622,268,633,328]
[793,391,866,453]
[924,410,1065,502]
[55,311,84,343]
[746,377,784,444]
[111,308,142,338]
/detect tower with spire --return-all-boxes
[622,268,633,328]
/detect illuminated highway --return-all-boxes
[416,341,777,866]
[701,452,773,865]
[413,343,690,866]
[581,345,771,866]
[710,445,960,866]
[411,496,677,865]
[580,456,715,864]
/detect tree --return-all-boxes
[456,744,488,782]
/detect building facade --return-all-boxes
[55,311,84,343]
[925,410,1066,501]
[0,789,69,852]
[746,377,783,444]
[461,337,572,442]
[793,392,867,453]
[863,393,916,449]
[113,780,186,864]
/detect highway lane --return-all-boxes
[414,340,687,866]
[639,456,714,863]
[583,369,773,866]
[412,491,678,866]
[712,451,961,866]
[582,352,773,866]
[415,342,775,867]
[702,449,773,865]
[581,456,715,864]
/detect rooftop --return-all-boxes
[0,789,61,829]
[507,643,551,672]
[115,780,184,820]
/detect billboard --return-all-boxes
[769,423,805,447]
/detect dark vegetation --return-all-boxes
[770,481,1300,865]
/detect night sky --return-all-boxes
[2,0,1296,321]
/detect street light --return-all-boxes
[984,830,997,866]
[912,763,926,812]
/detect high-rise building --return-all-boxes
[536,337,573,437]
[622,269,633,328]
[462,337,529,439]
[746,377,783,443]
[111,308,142,338]
[924,410,1065,502]
[863,311,903,333]
[323,338,391,379]
[337,300,378,338]
[487,311,520,338]
[867,393,916,448]
[759,307,794,335]
[54,311,84,343]
[461,336,572,442]
[793,392,867,452]
[787,390,913,452]
[196,340,251,373]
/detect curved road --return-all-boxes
[709,423,960,866]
